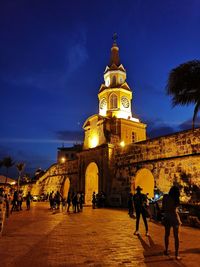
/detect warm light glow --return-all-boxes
[99,106,107,116]
[120,141,125,147]
[60,157,66,163]
[115,111,139,122]
[90,135,99,148]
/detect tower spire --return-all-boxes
[109,33,120,66]
[112,33,118,44]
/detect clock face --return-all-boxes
[121,96,129,108]
[106,78,110,87]
[100,98,107,109]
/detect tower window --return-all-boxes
[112,75,116,85]
[110,93,118,109]
[132,132,136,143]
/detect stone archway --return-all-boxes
[134,168,154,198]
[62,177,70,199]
[85,162,99,205]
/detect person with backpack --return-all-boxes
[133,186,149,236]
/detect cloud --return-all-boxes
[179,116,200,131]
[145,115,200,139]
[147,125,175,138]
[145,117,177,138]
[0,28,89,93]
[56,130,83,143]
[0,138,78,144]
[0,142,56,179]
[66,40,88,74]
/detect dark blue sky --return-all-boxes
[1,0,200,178]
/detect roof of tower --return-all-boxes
[104,35,126,74]
[99,82,131,92]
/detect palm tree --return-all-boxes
[16,163,25,192]
[166,60,200,129]
[2,157,15,186]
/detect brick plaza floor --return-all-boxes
[0,202,199,267]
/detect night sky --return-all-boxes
[1,0,200,178]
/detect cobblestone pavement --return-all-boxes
[0,202,199,267]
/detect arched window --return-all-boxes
[112,75,116,85]
[110,94,118,109]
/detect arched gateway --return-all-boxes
[133,168,154,198]
[85,162,99,205]
[62,177,70,199]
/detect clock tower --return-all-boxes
[83,37,146,149]
[98,37,137,122]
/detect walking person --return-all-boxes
[4,194,10,218]
[49,191,54,210]
[66,192,71,213]
[72,192,78,213]
[17,191,23,211]
[11,190,19,213]
[76,192,81,212]
[162,185,182,260]
[133,186,149,236]
[26,192,32,210]
[92,192,96,209]
[55,191,61,210]
[0,189,5,236]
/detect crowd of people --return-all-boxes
[1,185,183,259]
[0,188,32,236]
[92,191,106,209]
[48,191,85,213]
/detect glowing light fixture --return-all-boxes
[61,157,66,163]
[90,135,99,148]
[120,141,125,147]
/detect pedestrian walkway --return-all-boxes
[0,202,199,267]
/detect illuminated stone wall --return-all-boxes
[22,160,79,197]
[112,128,200,204]
[83,115,107,149]
[119,119,146,144]
[26,128,199,206]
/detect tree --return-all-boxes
[16,162,25,192]
[2,157,15,187]
[166,60,200,129]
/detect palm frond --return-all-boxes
[166,60,200,129]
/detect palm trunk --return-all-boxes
[192,101,200,131]
[17,172,21,193]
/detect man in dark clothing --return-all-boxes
[133,186,149,236]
